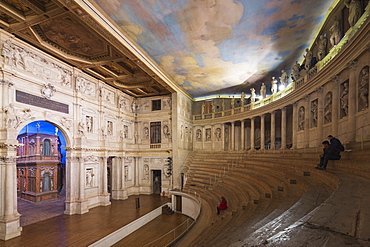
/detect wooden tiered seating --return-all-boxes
[178,150,338,246]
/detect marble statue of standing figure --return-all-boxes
[329,16,342,47]
[304,48,313,71]
[298,107,305,131]
[201,102,205,114]
[250,88,256,103]
[260,83,267,99]
[271,77,278,94]
[344,0,361,27]
[340,82,349,116]
[359,67,369,108]
[316,34,327,61]
[279,70,289,87]
[292,61,301,81]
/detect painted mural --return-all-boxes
[93,0,336,97]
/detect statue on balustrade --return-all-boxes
[316,34,327,61]
[280,70,289,87]
[340,82,349,117]
[292,61,301,82]
[344,0,361,27]
[260,83,266,98]
[201,102,205,114]
[329,16,342,48]
[241,92,245,106]
[359,67,369,110]
[250,88,256,103]
[324,92,332,124]
[298,106,305,131]
[271,77,278,94]
[304,48,313,71]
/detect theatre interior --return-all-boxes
[1,0,370,246]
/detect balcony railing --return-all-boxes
[17,155,60,162]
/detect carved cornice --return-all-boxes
[0,80,14,87]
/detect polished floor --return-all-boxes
[0,195,174,247]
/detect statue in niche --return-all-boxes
[298,106,305,131]
[215,128,221,141]
[329,16,342,47]
[85,168,94,188]
[324,92,332,124]
[131,100,138,113]
[144,165,149,180]
[316,34,327,61]
[280,70,289,87]
[344,0,361,27]
[118,95,126,109]
[206,129,211,141]
[134,131,139,144]
[107,121,113,135]
[292,61,301,81]
[86,116,93,133]
[260,83,267,99]
[163,125,171,138]
[311,100,318,128]
[359,67,369,110]
[144,127,149,138]
[271,77,278,94]
[123,125,128,138]
[124,166,128,181]
[340,82,349,117]
[250,88,256,103]
[201,102,205,114]
[225,128,229,142]
[304,48,313,71]
[241,92,245,106]
[196,129,202,141]
[78,121,85,137]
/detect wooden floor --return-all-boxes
[0,195,176,247]
[113,214,191,247]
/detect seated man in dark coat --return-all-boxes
[316,141,341,170]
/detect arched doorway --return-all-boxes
[16,121,67,226]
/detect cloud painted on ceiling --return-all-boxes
[94,0,335,97]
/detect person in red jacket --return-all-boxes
[217,196,228,215]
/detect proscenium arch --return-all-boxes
[14,119,72,219]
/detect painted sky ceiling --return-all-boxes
[92,0,335,97]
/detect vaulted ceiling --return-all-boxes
[0,0,337,98]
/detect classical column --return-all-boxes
[202,126,205,150]
[270,111,276,150]
[231,122,235,151]
[317,87,324,146]
[134,157,139,187]
[292,102,298,149]
[36,136,40,155]
[304,95,310,148]
[260,115,265,150]
[281,107,287,149]
[251,118,255,150]
[347,60,357,141]
[100,156,111,206]
[0,154,21,240]
[241,120,245,150]
[221,123,225,151]
[331,76,340,136]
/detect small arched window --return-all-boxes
[44,139,51,156]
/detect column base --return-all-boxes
[111,189,128,200]
[64,199,89,215]
[99,193,111,206]
[0,216,22,241]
